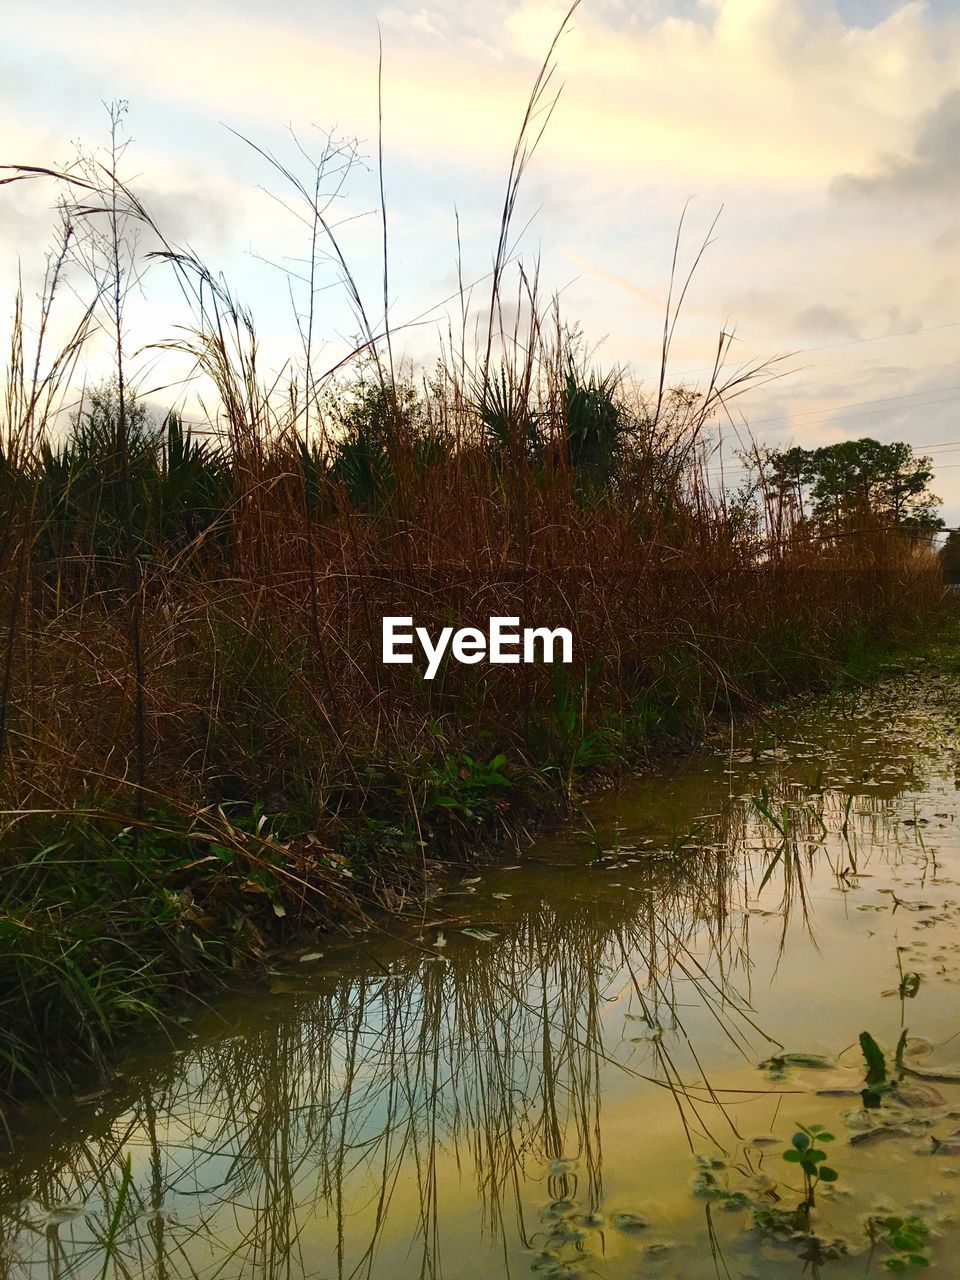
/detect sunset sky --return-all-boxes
[3,0,959,516]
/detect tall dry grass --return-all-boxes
[0,40,947,1100]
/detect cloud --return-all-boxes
[792,304,861,340]
[878,305,924,336]
[931,225,960,251]
[831,89,960,202]
[378,7,448,38]
[134,185,239,249]
[4,0,958,194]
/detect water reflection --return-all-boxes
[3,667,960,1279]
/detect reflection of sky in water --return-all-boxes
[3,667,960,1278]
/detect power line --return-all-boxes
[738,358,960,405]
[713,390,960,444]
[739,384,960,430]
[756,348,960,382]
[771,319,960,357]
[634,319,960,381]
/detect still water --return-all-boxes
[4,660,960,1278]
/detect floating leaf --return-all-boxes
[611,1212,649,1232]
[542,1197,577,1220]
[903,1063,960,1083]
[931,1129,960,1155]
[760,1052,835,1078]
[577,1210,605,1228]
[546,1220,589,1244]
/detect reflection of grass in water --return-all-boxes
[745,770,932,974]
[0,829,770,1280]
[97,1155,131,1280]
[1,711,950,1280]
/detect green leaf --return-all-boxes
[860,1031,888,1087]
[818,1166,838,1182]
[782,1150,803,1163]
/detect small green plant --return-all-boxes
[781,1123,838,1208]
[422,752,511,825]
[860,1031,894,1108]
[867,1213,932,1271]
[691,1157,752,1211]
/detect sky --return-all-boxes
[2,0,960,517]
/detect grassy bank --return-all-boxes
[0,371,946,1106]
[0,107,949,1105]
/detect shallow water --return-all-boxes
[5,661,960,1279]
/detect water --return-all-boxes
[4,661,960,1278]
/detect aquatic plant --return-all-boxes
[780,1123,839,1209]
[860,1031,897,1108]
[867,1213,933,1272]
[692,1156,753,1211]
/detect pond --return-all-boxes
[4,659,960,1278]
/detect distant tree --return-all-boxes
[760,437,943,534]
[763,444,812,517]
[940,530,960,583]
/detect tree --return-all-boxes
[760,437,943,534]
